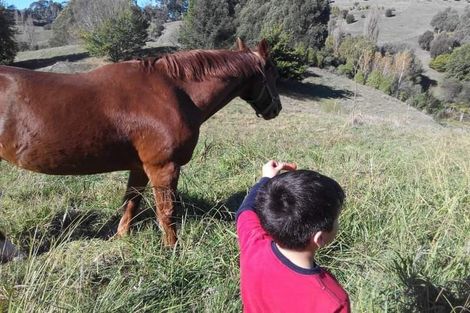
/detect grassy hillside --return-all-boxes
[0,93,469,312]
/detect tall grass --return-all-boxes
[1,100,469,312]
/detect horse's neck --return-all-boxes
[180,77,245,122]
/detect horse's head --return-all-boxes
[238,38,282,120]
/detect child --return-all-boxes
[236,160,350,312]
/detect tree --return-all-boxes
[179,0,238,49]
[0,2,17,64]
[82,6,148,62]
[261,25,307,80]
[430,32,459,58]
[455,6,470,44]
[418,30,434,51]
[50,0,147,52]
[237,0,330,50]
[446,44,470,81]
[363,8,380,43]
[430,53,450,72]
[430,7,460,33]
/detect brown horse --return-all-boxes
[0,38,281,249]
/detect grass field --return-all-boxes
[0,95,469,312]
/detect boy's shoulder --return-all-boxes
[315,268,350,307]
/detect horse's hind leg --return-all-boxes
[117,169,149,236]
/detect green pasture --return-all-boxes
[1,100,469,312]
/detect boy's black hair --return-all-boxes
[255,170,345,250]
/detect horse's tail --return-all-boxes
[0,231,24,263]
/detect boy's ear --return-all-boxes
[312,231,326,248]
[258,38,270,59]
[236,37,248,51]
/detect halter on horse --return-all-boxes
[0,38,281,253]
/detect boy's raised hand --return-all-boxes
[262,160,297,178]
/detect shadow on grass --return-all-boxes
[393,254,470,312]
[134,45,179,59]
[16,189,247,256]
[279,79,354,101]
[12,46,179,71]
[419,74,438,92]
[13,52,90,70]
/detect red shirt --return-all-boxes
[237,178,350,313]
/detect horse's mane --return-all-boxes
[144,50,264,81]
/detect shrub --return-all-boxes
[385,8,394,17]
[441,78,463,102]
[364,70,396,94]
[446,44,470,81]
[408,91,443,114]
[418,30,434,51]
[338,35,376,68]
[429,53,451,72]
[180,0,237,49]
[331,6,341,17]
[354,71,366,84]
[82,6,148,62]
[397,79,422,101]
[378,75,395,94]
[455,6,470,44]
[456,81,470,103]
[430,7,460,32]
[237,0,330,50]
[366,70,383,88]
[430,32,459,58]
[346,13,355,24]
[261,25,307,80]
[0,5,17,64]
[338,62,354,78]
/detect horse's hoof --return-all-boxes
[1,239,24,264]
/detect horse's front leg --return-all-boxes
[0,231,23,263]
[144,162,180,246]
[117,169,149,237]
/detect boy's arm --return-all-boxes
[236,161,297,249]
[236,177,270,220]
[236,177,271,249]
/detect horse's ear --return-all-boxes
[236,37,248,51]
[258,38,270,59]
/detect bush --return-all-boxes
[354,71,366,84]
[82,6,148,62]
[430,32,460,58]
[0,5,17,64]
[262,25,307,80]
[338,62,354,77]
[237,0,330,50]
[378,75,395,95]
[366,70,383,88]
[457,81,470,103]
[429,53,451,72]
[431,7,460,32]
[418,30,434,51]
[446,44,470,81]
[337,35,376,68]
[346,13,355,24]
[385,8,394,17]
[180,0,237,49]
[455,6,470,44]
[441,78,463,102]
[408,91,443,114]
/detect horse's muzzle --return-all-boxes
[262,100,282,120]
